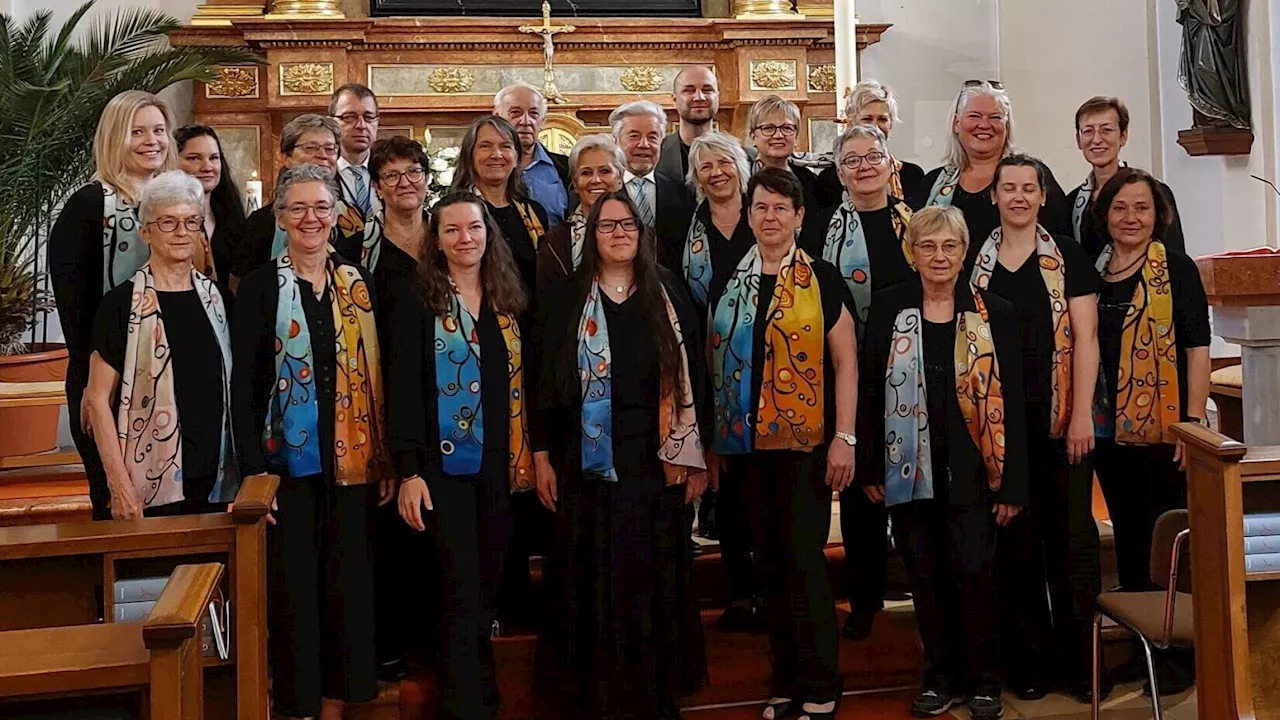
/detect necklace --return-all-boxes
[1105,250,1146,279]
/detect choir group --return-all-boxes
[47,67,1211,720]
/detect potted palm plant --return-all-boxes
[0,1,254,457]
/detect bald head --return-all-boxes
[672,65,719,127]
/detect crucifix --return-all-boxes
[519,1,576,105]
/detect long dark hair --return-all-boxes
[555,191,682,401]
[1092,167,1173,245]
[449,115,532,204]
[174,125,247,223]
[416,192,528,317]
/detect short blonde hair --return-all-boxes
[745,95,800,140]
[686,131,750,202]
[845,80,901,125]
[569,133,627,178]
[92,91,175,204]
[906,206,969,248]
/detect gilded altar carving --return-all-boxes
[206,66,259,99]
[428,67,476,94]
[280,62,334,95]
[620,66,665,93]
[750,60,797,91]
[807,64,836,93]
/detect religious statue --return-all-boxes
[1176,0,1251,130]
[519,1,575,105]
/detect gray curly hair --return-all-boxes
[139,170,205,223]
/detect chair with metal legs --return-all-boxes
[1091,509,1193,719]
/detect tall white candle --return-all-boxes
[834,0,858,119]
[245,172,263,214]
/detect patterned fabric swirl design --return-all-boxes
[924,165,961,208]
[102,184,150,292]
[883,307,934,507]
[683,202,713,306]
[955,291,1008,493]
[822,196,913,332]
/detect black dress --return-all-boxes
[207,213,245,284]
[486,199,548,297]
[231,256,379,718]
[532,271,708,720]
[909,166,1073,269]
[92,283,233,513]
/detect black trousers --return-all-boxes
[892,500,999,693]
[728,449,839,703]
[840,485,888,617]
[499,490,554,625]
[427,458,514,720]
[66,366,110,521]
[374,497,438,666]
[267,479,378,718]
[1094,439,1186,592]
[717,469,764,603]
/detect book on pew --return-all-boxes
[113,576,169,603]
[1245,552,1280,573]
[1245,535,1280,554]
[1243,513,1280,537]
[113,601,218,657]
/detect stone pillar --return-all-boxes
[833,0,856,115]
[1213,305,1280,445]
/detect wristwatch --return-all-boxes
[834,431,857,447]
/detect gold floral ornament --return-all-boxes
[620,66,664,93]
[751,60,797,91]
[206,66,258,98]
[428,67,475,94]
[807,64,836,93]
[280,62,333,95]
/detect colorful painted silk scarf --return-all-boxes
[515,201,545,249]
[102,184,149,292]
[711,245,824,455]
[822,197,913,329]
[434,287,533,490]
[566,208,587,271]
[577,282,706,483]
[360,210,385,271]
[1092,241,1180,444]
[117,265,238,509]
[1071,173,1094,246]
[263,251,385,484]
[683,202,713,306]
[924,165,961,208]
[884,292,1008,506]
[970,226,1074,437]
[887,155,906,202]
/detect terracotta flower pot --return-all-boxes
[0,343,70,458]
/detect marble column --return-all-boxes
[834,0,857,115]
[1213,305,1280,445]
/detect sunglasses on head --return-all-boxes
[963,79,1005,90]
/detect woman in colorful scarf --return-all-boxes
[707,168,857,720]
[858,206,1028,720]
[175,125,247,284]
[909,81,1072,268]
[746,95,825,212]
[49,90,176,521]
[83,171,237,519]
[816,80,923,207]
[384,191,529,720]
[1091,169,1208,697]
[806,123,916,643]
[537,133,625,290]
[231,164,388,720]
[1069,96,1185,258]
[450,114,549,296]
[681,131,753,313]
[229,115,366,281]
[971,155,1103,703]
[531,191,709,720]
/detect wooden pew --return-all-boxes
[0,562,223,719]
[0,474,280,720]
[1174,423,1280,720]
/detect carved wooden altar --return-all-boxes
[170,15,888,196]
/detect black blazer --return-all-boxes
[856,279,1029,508]
[547,147,572,190]
[651,171,697,274]
[658,133,688,184]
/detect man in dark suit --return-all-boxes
[658,65,721,183]
[610,100,695,274]
[495,82,571,226]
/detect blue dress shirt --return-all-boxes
[523,142,568,227]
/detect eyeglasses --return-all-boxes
[285,203,335,220]
[912,240,965,257]
[839,152,887,169]
[296,142,339,158]
[963,79,1004,90]
[378,167,427,185]
[147,216,204,233]
[332,112,380,125]
[753,123,798,138]
[596,218,639,234]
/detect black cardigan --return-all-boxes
[48,182,111,373]
[856,279,1029,507]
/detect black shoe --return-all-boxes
[909,687,962,717]
[695,518,718,540]
[883,589,913,602]
[841,611,875,641]
[376,657,406,683]
[1110,650,1150,683]
[1141,658,1195,696]
[717,603,756,633]
[1069,677,1114,705]
[967,686,1004,720]
[1013,684,1048,701]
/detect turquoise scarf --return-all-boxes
[924,165,961,208]
[263,252,322,478]
[101,184,149,292]
[434,286,486,476]
[577,282,618,482]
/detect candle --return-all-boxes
[834,0,858,119]
[245,172,263,214]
